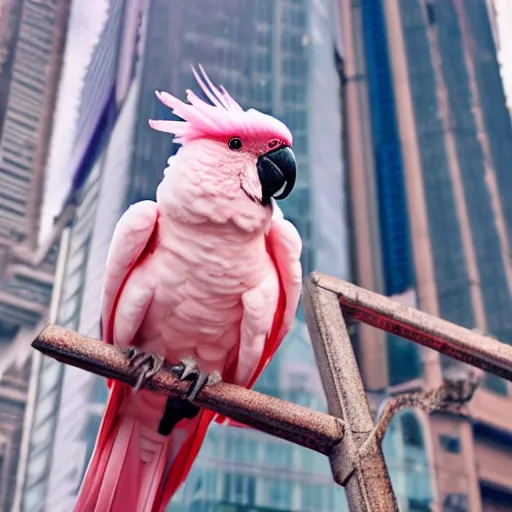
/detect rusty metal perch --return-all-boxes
[31,323,345,456]
[31,272,512,512]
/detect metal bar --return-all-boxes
[32,323,345,456]
[303,275,398,511]
[362,375,479,452]
[313,272,512,381]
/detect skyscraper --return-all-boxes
[17,2,128,510]
[0,0,70,352]
[19,1,350,511]
[0,0,70,246]
[0,1,71,510]
[343,0,512,510]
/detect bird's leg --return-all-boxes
[171,356,222,402]
[124,347,164,392]
[158,357,221,436]
[157,397,200,435]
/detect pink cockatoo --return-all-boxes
[74,66,302,512]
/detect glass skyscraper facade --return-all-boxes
[394,0,512,388]
[20,0,350,511]
[131,1,349,509]
[356,0,512,388]
[345,0,512,510]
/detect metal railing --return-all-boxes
[31,272,512,511]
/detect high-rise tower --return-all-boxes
[0,1,71,511]
[343,0,512,510]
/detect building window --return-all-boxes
[302,483,325,511]
[221,472,261,507]
[400,412,424,449]
[222,473,231,502]
[234,474,243,502]
[247,476,255,505]
[260,478,293,510]
[410,498,433,511]
[439,434,461,454]
[263,442,292,468]
[443,493,468,512]
[383,411,433,508]
[482,373,508,396]
[225,434,258,463]
[387,334,422,386]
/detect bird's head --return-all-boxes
[149,66,296,212]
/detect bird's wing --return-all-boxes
[216,203,302,425]
[262,203,303,351]
[77,201,163,509]
[101,200,160,345]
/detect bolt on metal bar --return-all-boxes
[312,273,512,381]
[32,324,345,456]
[303,275,398,512]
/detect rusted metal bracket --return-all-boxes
[32,324,344,456]
[303,274,398,511]
[302,272,512,512]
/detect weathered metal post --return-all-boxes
[303,273,398,512]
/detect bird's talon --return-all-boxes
[170,358,221,402]
[170,357,198,382]
[187,373,208,402]
[123,348,164,391]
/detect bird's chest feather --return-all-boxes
[143,219,273,346]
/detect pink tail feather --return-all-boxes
[74,414,170,512]
[73,382,208,512]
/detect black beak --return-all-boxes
[257,146,297,205]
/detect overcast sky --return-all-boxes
[494,0,512,109]
[39,0,109,243]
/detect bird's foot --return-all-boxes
[124,347,164,392]
[171,357,221,401]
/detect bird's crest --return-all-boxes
[149,65,292,146]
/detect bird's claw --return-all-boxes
[171,357,221,402]
[124,347,164,392]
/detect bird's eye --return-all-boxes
[268,139,281,150]
[228,137,243,151]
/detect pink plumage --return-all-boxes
[74,66,302,512]
[149,64,292,146]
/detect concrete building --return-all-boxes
[0,0,71,365]
[0,0,70,246]
[16,1,127,510]
[0,0,70,510]
[342,0,512,510]
[17,0,352,511]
